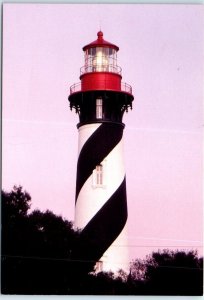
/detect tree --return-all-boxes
[1,186,91,294]
[2,186,203,295]
[130,258,147,281]
[2,186,32,256]
[130,249,203,295]
[2,185,31,217]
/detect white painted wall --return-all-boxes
[75,123,129,274]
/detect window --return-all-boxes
[92,47,109,72]
[96,98,103,119]
[96,165,103,185]
[95,261,103,272]
[83,47,118,74]
[92,164,105,188]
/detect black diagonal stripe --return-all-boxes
[76,122,124,202]
[72,177,127,264]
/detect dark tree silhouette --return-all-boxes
[1,186,95,294]
[74,270,130,295]
[2,186,32,259]
[130,249,203,295]
[1,186,203,295]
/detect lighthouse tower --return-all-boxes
[68,31,134,273]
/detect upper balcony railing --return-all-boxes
[121,82,132,94]
[80,64,122,76]
[70,82,81,94]
[70,81,132,95]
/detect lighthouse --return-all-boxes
[68,31,134,273]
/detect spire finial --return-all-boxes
[97,30,103,40]
[99,19,101,31]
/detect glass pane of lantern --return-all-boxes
[83,46,118,73]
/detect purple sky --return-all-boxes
[2,4,203,259]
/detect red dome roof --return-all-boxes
[83,31,119,51]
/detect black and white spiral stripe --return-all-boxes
[73,122,128,268]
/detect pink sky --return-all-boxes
[2,4,203,260]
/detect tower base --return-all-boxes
[95,223,129,274]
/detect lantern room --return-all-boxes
[69,31,134,128]
[81,31,121,75]
[79,31,122,92]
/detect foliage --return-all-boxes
[1,185,94,294]
[130,249,203,295]
[1,186,203,295]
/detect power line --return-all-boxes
[111,245,203,248]
[2,254,203,271]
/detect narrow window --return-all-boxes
[96,98,103,119]
[92,164,104,188]
[96,165,103,185]
[95,261,103,272]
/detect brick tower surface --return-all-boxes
[68,31,134,273]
